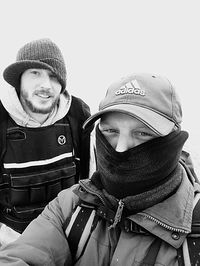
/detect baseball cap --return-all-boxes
[83,73,182,136]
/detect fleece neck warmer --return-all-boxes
[92,126,188,211]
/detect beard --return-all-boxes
[20,90,60,114]
[23,96,59,114]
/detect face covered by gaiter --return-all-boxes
[93,126,188,211]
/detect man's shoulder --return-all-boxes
[0,101,8,118]
[58,184,80,206]
[0,101,8,138]
[69,95,91,118]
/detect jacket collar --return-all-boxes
[130,171,196,248]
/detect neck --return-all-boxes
[28,111,51,124]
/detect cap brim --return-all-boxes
[83,104,175,136]
[3,60,55,88]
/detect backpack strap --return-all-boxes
[141,238,162,265]
[67,95,92,180]
[64,203,98,262]
[191,192,200,234]
[178,192,200,265]
[0,102,8,163]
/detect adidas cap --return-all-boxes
[83,73,182,136]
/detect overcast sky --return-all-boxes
[0,0,199,169]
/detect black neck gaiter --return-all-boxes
[94,126,188,203]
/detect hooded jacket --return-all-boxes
[0,162,199,265]
[0,86,93,232]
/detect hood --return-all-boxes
[0,85,71,127]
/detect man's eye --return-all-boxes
[101,129,118,134]
[139,131,154,137]
[49,74,58,80]
[30,70,40,76]
[141,132,150,136]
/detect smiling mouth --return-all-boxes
[36,92,52,99]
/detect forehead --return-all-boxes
[100,112,145,126]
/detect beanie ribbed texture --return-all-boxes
[3,38,67,92]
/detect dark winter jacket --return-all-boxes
[0,95,92,232]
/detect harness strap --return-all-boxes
[182,238,191,266]
[65,204,96,261]
[141,238,162,265]
[177,247,184,266]
[190,192,200,234]
[0,102,7,166]
[178,192,200,266]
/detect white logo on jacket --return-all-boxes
[58,135,66,145]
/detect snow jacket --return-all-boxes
[0,162,199,265]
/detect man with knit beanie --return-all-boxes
[0,38,94,244]
[0,73,199,265]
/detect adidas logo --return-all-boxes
[115,80,145,96]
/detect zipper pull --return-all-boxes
[109,200,124,229]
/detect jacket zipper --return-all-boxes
[79,181,126,228]
[108,199,124,229]
[141,213,189,234]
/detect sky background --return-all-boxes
[0,0,200,174]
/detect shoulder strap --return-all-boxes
[64,203,98,262]
[67,95,92,180]
[141,238,162,265]
[0,101,8,163]
[186,193,200,266]
[178,193,200,265]
[191,193,200,234]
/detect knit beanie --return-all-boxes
[3,38,67,92]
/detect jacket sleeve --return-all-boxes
[0,188,77,265]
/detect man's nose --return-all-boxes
[115,135,137,152]
[40,75,51,89]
